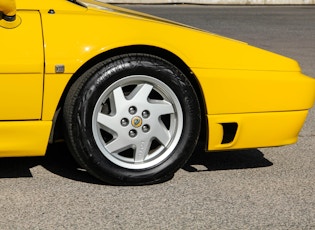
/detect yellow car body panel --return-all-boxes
[0,11,43,120]
[42,74,72,121]
[39,0,301,74]
[0,0,314,158]
[0,121,51,157]
[193,69,315,115]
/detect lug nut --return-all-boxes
[121,118,129,127]
[142,110,150,119]
[129,106,137,115]
[142,125,150,133]
[129,129,137,138]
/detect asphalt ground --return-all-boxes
[0,6,314,229]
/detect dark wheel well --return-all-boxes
[52,45,207,147]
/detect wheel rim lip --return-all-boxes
[92,75,184,170]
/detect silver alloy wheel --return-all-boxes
[92,75,183,170]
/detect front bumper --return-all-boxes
[193,68,315,150]
[207,110,308,150]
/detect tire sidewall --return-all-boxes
[69,55,200,184]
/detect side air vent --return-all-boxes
[221,123,238,144]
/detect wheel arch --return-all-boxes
[51,45,208,146]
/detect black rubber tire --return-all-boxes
[63,54,201,185]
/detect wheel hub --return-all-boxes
[131,116,142,128]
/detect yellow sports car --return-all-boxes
[1,0,314,185]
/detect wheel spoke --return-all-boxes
[149,100,175,116]
[154,122,172,146]
[97,112,118,133]
[112,87,127,112]
[106,138,130,154]
[128,83,153,102]
[134,139,152,163]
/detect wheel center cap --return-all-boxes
[131,116,142,128]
